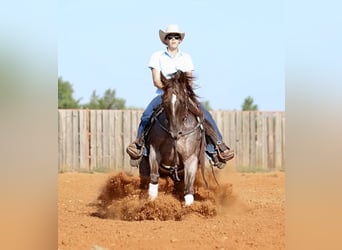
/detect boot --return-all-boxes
[216,141,234,162]
[211,150,234,169]
[126,138,143,160]
[204,121,234,165]
[211,153,225,169]
[208,141,234,169]
[126,139,143,168]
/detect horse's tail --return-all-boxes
[199,125,208,189]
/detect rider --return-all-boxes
[126,24,234,168]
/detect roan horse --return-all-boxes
[142,70,206,206]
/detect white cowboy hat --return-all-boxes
[159,24,185,45]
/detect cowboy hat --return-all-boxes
[159,24,185,45]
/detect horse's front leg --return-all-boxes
[183,155,198,206]
[148,146,159,200]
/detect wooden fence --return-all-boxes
[58,109,285,172]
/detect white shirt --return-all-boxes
[148,49,194,95]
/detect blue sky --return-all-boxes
[58,0,284,111]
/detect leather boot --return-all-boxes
[204,121,234,164]
[216,141,234,162]
[211,153,225,169]
[126,138,143,160]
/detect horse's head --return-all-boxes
[161,71,197,138]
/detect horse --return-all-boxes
[142,70,206,206]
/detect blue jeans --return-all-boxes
[137,95,222,154]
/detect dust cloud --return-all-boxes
[91,168,239,221]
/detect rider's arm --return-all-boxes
[151,68,164,89]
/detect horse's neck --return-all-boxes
[186,97,202,117]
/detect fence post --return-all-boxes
[86,109,90,171]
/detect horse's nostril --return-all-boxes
[178,131,182,135]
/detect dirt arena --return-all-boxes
[58,165,285,250]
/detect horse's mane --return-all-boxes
[161,71,202,117]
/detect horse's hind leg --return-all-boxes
[148,146,159,200]
[184,155,198,206]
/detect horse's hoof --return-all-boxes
[184,194,194,206]
[148,183,158,200]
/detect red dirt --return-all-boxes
[58,166,285,250]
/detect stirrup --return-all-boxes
[216,140,228,152]
[210,153,226,169]
[217,148,234,162]
[215,141,234,162]
[126,141,143,160]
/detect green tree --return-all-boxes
[84,90,100,109]
[201,100,212,111]
[83,89,126,109]
[58,77,80,108]
[241,96,258,111]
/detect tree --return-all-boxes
[83,89,126,109]
[83,90,100,109]
[241,96,258,111]
[58,77,80,108]
[201,100,212,111]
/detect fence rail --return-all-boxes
[58,109,285,172]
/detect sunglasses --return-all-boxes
[166,34,181,40]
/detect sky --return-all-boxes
[58,0,284,111]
